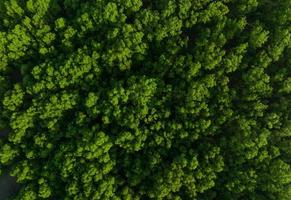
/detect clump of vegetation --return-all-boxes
[0,0,290,199]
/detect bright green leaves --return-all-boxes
[194,146,224,193]
[144,147,222,199]
[0,143,18,164]
[10,160,35,183]
[77,131,113,161]
[26,0,51,24]
[224,17,247,39]
[3,83,24,112]
[187,82,210,102]
[38,178,52,198]
[187,62,201,80]
[281,77,291,93]
[120,0,142,12]
[268,29,291,61]
[104,2,119,23]
[183,80,211,116]
[115,131,134,149]
[85,92,99,109]
[3,0,56,59]
[223,43,248,73]
[225,169,258,194]
[66,181,79,196]
[258,159,291,199]
[228,124,270,164]
[39,92,78,123]
[249,24,269,48]
[233,0,259,15]
[101,76,157,134]
[177,0,192,19]
[9,107,35,143]
[7,24,31,60]
[199,42,225,70]
[102,23,147,70]
[160,0,176,18]
[35,25,56,55]
[26,0,50,14]
[242,67,272,100]
[122,25,146,55]
[25,0,35,12]
[54,129,117,199]
[14,184,38,200]
[4,0,24,18]
[198,2,229,23]
[78,12,94,34]
[30,48,98,93]
[156,16,183,41]
[136,4,183,42]
[55,18,66,30]
[33,133,49,150]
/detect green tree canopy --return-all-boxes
[0,0,290,199]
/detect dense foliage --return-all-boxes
[0,0,290,199]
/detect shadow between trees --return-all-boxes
[0,130,20,200]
